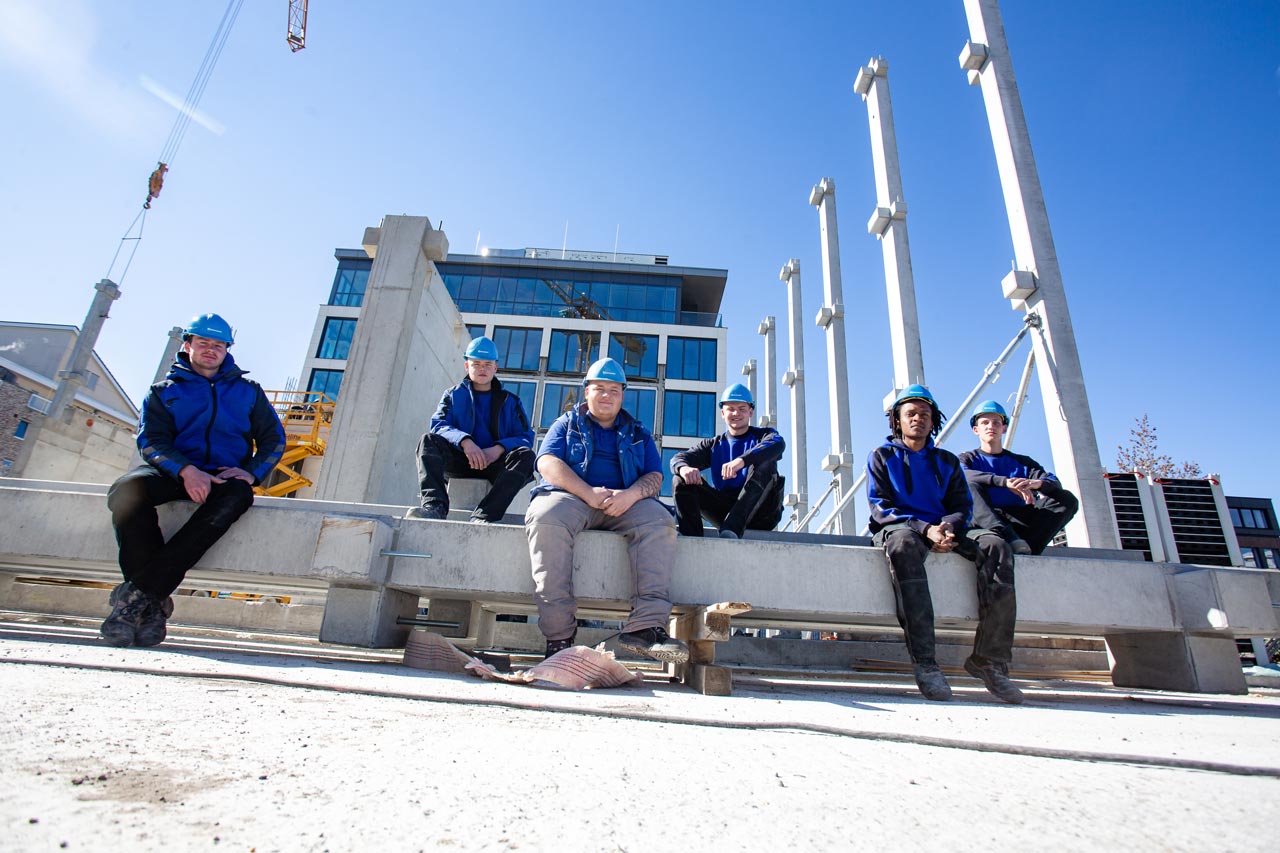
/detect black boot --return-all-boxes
[101,582,155,647]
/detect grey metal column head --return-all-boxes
[854,57,927,411]
[757,316,777,429]
[153,326,185,385]
[809,178,857,534]
[741,358,757,407]
[960,0,1117,548]
[47,278,121,421]
[780,258,809,531]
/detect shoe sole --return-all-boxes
[100,625,135,647]
[618,640,689,664]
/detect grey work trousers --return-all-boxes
[524,490,677,642]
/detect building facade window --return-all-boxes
[439,265,680,324]
[1231,507,1272,529]
[316,317,358,360]
[329,261,372,307]
[623,387,657,429]
[14,419,29,439]
[307,369,344,402]
[466,324,487,340]
[502,380,538,421]
[609,334,658,380]
[667,337,717,381]
[85,372,100,390]
[548,330,599,375]
[663,390,715,437]
[492,327,542,372]
[540,383,581,428]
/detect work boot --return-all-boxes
[100,582,153,647]
[718,529,740,540]
[617,627,689,663]
[133,594,176,648]
[404,503,448,521]
[912,663,953,701]
[544,632,576,659]
[964,656,1025,704]
[1010,538,1033,555]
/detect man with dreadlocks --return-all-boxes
[865,385,1023,704]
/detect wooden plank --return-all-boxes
[686,663,733,696]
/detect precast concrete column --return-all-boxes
[809,178,856,534]
[48,279,121,421]
[741,359,757,406]
[854,57,927,411]
[757,316,777,428]
[152,326,184,384]
[780,259,809,531]
[959,0,1117,548]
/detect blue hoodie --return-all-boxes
[138,352,284,485]
[866,435,972,535]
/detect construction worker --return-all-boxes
[408,336,536,523]
[524,357,688,662]
[102,313,284,648]
[959,400,1079,555]
[670,383,785,539]
[866,385,1022,704]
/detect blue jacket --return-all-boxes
[532,403,662,496]
[866,436,972,535]
[958,447,1065,509]
[430,377,534,452]
[670,426,786,491]
[138,352,285,485]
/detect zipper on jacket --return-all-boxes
[202,376,218,469]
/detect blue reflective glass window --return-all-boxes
[516,278,536,304]
[667,337,717,381]
[442,274,462,298]
[466,324,486,339]
[540,383,580,427]
[329,263,371,307]
[15,419,29,439]
[623,387,656,428]
[316,317,357,360]
[493,326,542,372]
[460,275,481,300]
[609,334,658,380]
[503,380,538,420]
[660,448,680,497]
[534,280,556,304]
[307,369,344,402]
[548,330,599,374]
[661,286,677,311]
[477,276,498,301]
[663,391,715,437]
[498,277,518,301]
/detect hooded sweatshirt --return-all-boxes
[866,435,972,535]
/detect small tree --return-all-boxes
[1115,414,1204,478]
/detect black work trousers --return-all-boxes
[873,524,1017,666]
[969,485,1079,554]
[107,466,255,599]
[672,459,784,537]
[416,432,535,521]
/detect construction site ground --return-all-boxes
[2,612,1277,852]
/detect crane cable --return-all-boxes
[104,0,246,284]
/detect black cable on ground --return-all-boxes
[5,656,1278,780]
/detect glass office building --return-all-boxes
[299,245,729,497]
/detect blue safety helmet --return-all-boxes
[582,357,628,388]
[889,383,945,438]
[464,336,499,362]
[969,400,1009,427]
[893,384,935,407]
[720,383,755,407]
[182,313,234,346]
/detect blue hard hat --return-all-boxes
[893,384,935,408]
[582,357,628,387]
[182,313,234,346]
[720,383,754,407]
[969,399,1009,427]
[464,336,499,362]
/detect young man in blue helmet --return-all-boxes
[866,385,1023,703]
[524,357,688,662]
[409,335,536,523]
[102,313,285,648]
[958,400,1079,555]
[670,383,786,539]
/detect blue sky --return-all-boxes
[2,1,1277,507]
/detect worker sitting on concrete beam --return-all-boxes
[959,400,1079,555]
[102,313,285,648]
[525,357,688,663]
[670,383,786,540]
[408,336,536,523]
[867,385,1022,704]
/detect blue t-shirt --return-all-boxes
[471,391,494,448]
[583,423,626,489]
[710,433,758,491]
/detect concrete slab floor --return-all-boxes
[2,613,1277,852]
